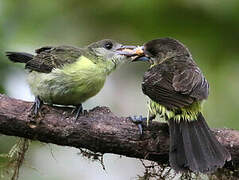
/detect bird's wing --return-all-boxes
[142,56,209,109]
[25,46,82,73]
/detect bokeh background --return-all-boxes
[0,0,239,179]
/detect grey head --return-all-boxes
[85,39,136,65]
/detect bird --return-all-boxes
[6,39,136,119]
[128,38,231,173]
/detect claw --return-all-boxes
[72,104,83,121]
[30,96,43,115]
[137,124,143,135]
[130,115,147,135]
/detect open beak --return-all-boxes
[116,45,149,62]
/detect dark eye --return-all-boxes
[104,42,113,50]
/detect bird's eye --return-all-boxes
[104,42,113,50]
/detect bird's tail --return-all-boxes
[169,112,231,173]
[6,52,33,63]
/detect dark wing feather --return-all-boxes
[25,46,82,73]
[142,55,209,109]
[172,61,209,100]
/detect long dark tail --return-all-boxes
[169,112,231,173]
[6,52,33,63]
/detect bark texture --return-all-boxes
[0,94,238,172]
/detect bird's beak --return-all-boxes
[115,45,137,56]
[115,45,149,62]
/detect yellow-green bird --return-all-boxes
[6,39,135,119]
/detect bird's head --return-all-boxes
[125,38,191,65]
[86,39,137,68]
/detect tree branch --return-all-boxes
[0,94,238,171]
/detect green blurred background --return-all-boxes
[0,0,239,179]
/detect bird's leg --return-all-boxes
[130,115,156,135]
[72,104,83,121]
[30,96,43,115]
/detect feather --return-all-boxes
[169,113,231,173]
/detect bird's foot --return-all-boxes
[129,115,156,135]
[30,96,43,115]
[130,115,147,135]
[72,104,83,121]
[28,96,43,126]
[83,110,88,116]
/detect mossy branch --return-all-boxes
[0,94,238,176]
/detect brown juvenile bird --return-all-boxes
[129,38,231,173]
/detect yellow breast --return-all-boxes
[27,56,109,105]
